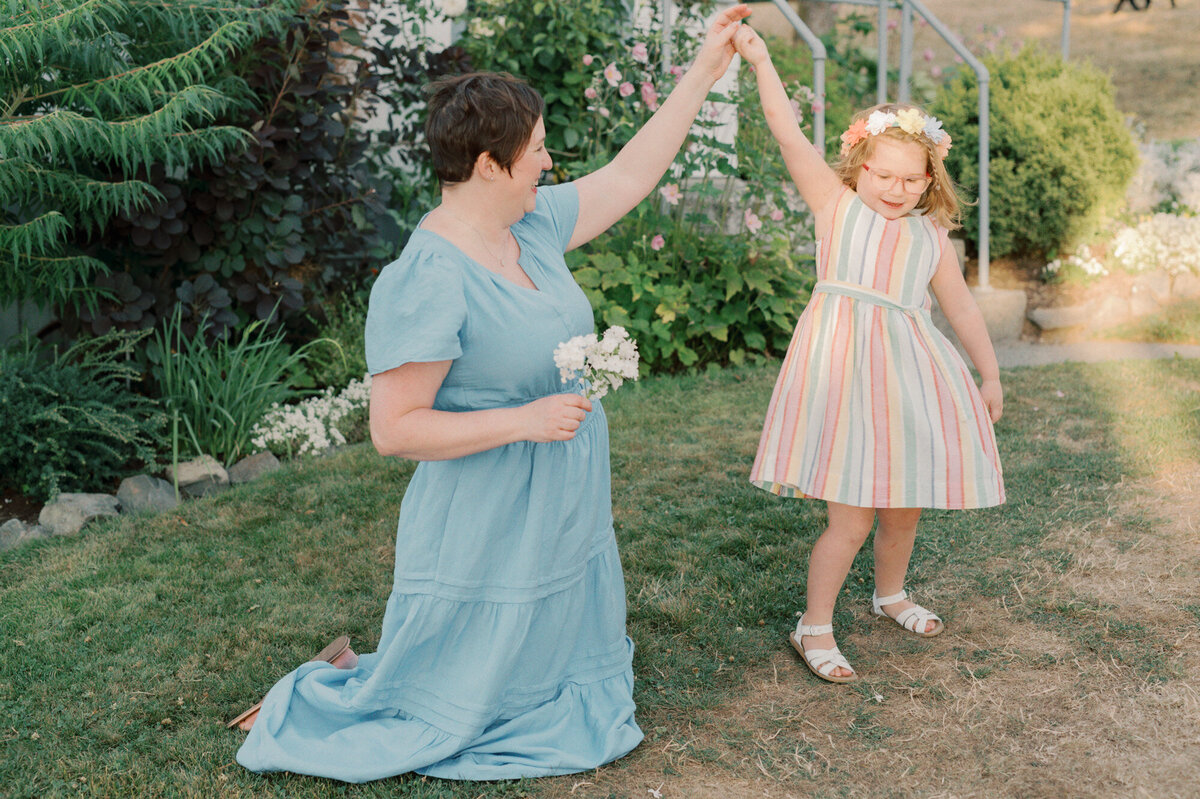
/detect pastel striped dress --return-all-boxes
[750,187,1004,509]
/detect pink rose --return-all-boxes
[770,208,784,222]
[582,54,594,66]
[584,86,597,100]
[923,48,934,62]
[599,108,610,118]
[744,209,762,234]
[618,81,634,98]
[604,63,621,87]
[659,183,681,206]
[669,65,683,81]
[640,81,658,111]
[650,234,665,251]
[631,42,649,64]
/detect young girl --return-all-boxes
[735,26,1005,684]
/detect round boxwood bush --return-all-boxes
[932,45,1138,260]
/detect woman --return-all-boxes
[233,4,750,782]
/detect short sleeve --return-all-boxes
[516,182,579,252]
[365,250,467,375]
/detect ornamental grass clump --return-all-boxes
[149,307,326,466]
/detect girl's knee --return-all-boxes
[823,519,874,547]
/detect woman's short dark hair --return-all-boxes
[424,72,544,185]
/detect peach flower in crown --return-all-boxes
[839,109,952,160]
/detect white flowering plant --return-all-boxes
[1125,139,1200,215]
[1043,245,1109,284]
[554,327,640,401]
[251,375,372,458]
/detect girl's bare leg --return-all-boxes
[802,502,876,678]
[873,507,938,633]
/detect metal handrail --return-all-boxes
[899,0,991,288]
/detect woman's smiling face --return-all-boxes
[502,116,553,216]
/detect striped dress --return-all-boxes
[750,187,1004,509]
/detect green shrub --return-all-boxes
[305,294,369,391]
[568,219,812,373]
[457,0,641,159]
[148,308,324,466]
[932,45,1139,259]
[0,332,165,502]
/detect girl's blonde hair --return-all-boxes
[834,102,964,230]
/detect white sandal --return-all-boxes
[788,615,858,683]
[872,589,944,637]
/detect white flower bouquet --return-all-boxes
[553,326,640,401]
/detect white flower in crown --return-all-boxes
[865,110,896,136]
[922,115,947,144]
[895,108,926,135]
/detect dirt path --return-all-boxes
[902,0,1200,139]
[551,464,1200,798]
[754,0,1200,141]
[915,0,1200,141]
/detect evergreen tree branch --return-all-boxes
[25,20,259,108]
[0,160,162,233]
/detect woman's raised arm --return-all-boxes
[567,3,751,251]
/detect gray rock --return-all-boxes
[165,455,229,499]
[228,451,281,485]
[949,236,967,272]
[1091,294,1132,328]
[1133,270,1172,305]
[117,474,179,515]
[38,493,120,536]
[0,518,50,551]
[1029,302,1094,331]
[1129,289,1161,318]
[971,286,1027,343]
[1172,271,1200,299]
[932,286,1027,349]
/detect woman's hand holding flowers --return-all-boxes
[523,393,593,443]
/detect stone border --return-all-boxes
[0,452,282,552]
[1028,269,1200,336]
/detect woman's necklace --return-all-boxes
[446,210,514,272]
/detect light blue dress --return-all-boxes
[235,183,643,782]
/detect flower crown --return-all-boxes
[840,108,952,160]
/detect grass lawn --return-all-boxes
[3,359,1199,798]
[1100,298,1200,345]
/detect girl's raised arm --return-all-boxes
[734,25,842,218]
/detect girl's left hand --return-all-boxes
[691,3,751,82]
[980,378,1003,423]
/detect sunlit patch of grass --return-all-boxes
[1101,298,1200,344]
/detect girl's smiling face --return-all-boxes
[854,137,931,220]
